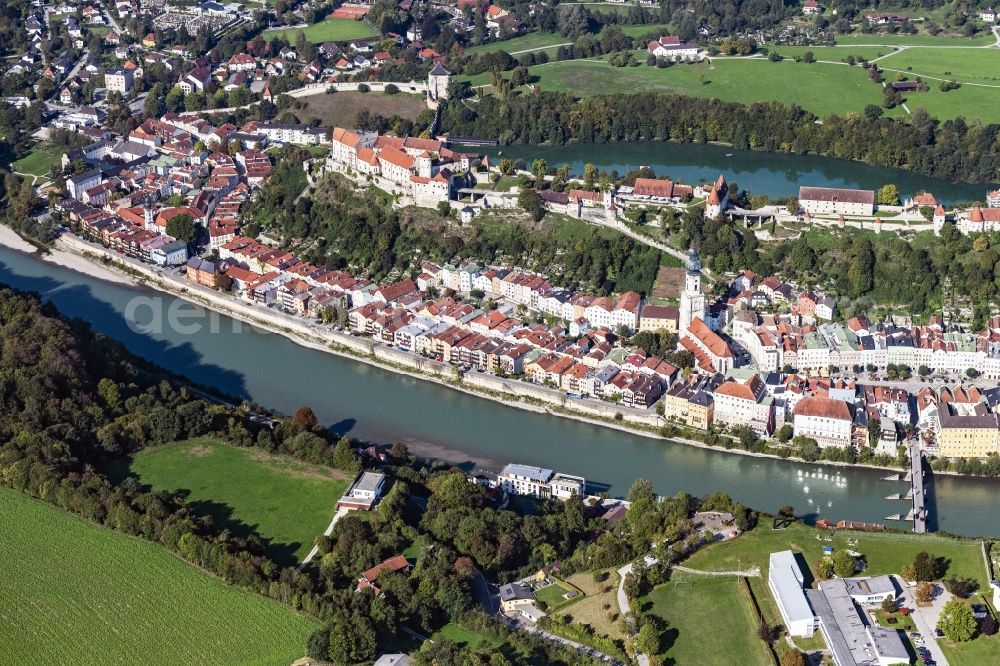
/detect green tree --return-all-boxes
[876,184,900,206]
[938,600,976,642]
[636,621,663,655]
[518,188,544,222]
[165,213,197,244]
[833,550,857,578]
[881,596,896,613]
[332,436,360,472]
[912,551,941,581]
[780,650,808,666]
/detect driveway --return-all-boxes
[299,506,350,567]
[893,576,950,666]
[504,612,624,665]
[616,563,650,666]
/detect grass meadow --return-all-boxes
[0,487,317,666]
[264,18,376,44]
[105,438,348,563]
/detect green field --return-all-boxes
[466,32,570,55]
[639,577,772,666]
[465,58,884,118]
[877,46,1000,85]
[465,49,1000,121]
[11,143,63,178]
[766,45,892,62]
[0,488,317,666]
[834,33,997,47]
[106,438,348,563]
[684,521,991,591]
[264,18,376,43]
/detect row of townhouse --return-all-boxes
[728,296,1000,379]
[423,262,645,333]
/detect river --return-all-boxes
[1,245,998,537]
[480,142,994,205]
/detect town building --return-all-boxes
[498,463,585,500]
[793,396,854,448]
[104,68,133,93]
[799,186,875,217]
[938,414,1000,458]
[806,578,910,666]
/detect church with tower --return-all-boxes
[679,246,706,333]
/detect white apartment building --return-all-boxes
[792,396,854,448]
[498,464,585,500]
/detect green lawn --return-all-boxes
[11,143,63,178]
[536,581,577,609]
[431,621,493,649]
[683,521,991,591]
[264,18,376,43]
[464,58,885,118]
[938,621,1000,665]
[0,487,317,666]
[639,577,772,666]
[105,438,348,563]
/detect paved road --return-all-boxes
[893,576,949,666]
[299,506,349,567]
[616,563,650,666]
[505,613,625,665]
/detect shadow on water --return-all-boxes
[0,258,251,401]
[924,464,939,534]
[326,418,357,438]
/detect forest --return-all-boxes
[439,92,1000,184]
[248,168,667,296]
[0,285,761,663]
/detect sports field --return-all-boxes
[0,488,317,666]
[640,577,772,666]
[264,18,376,43]
[107,438,348,563]
[12,143,62,178]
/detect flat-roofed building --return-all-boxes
[498,463,585,500]
[768,550,817,637]
[807,578,909,666]
[338,471,387,510]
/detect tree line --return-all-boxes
[439,92,1000,183]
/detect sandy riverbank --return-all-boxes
[0,225,39,254]
[0,226,137,286]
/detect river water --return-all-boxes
[482,142,994,205]
[1,245,998,537]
